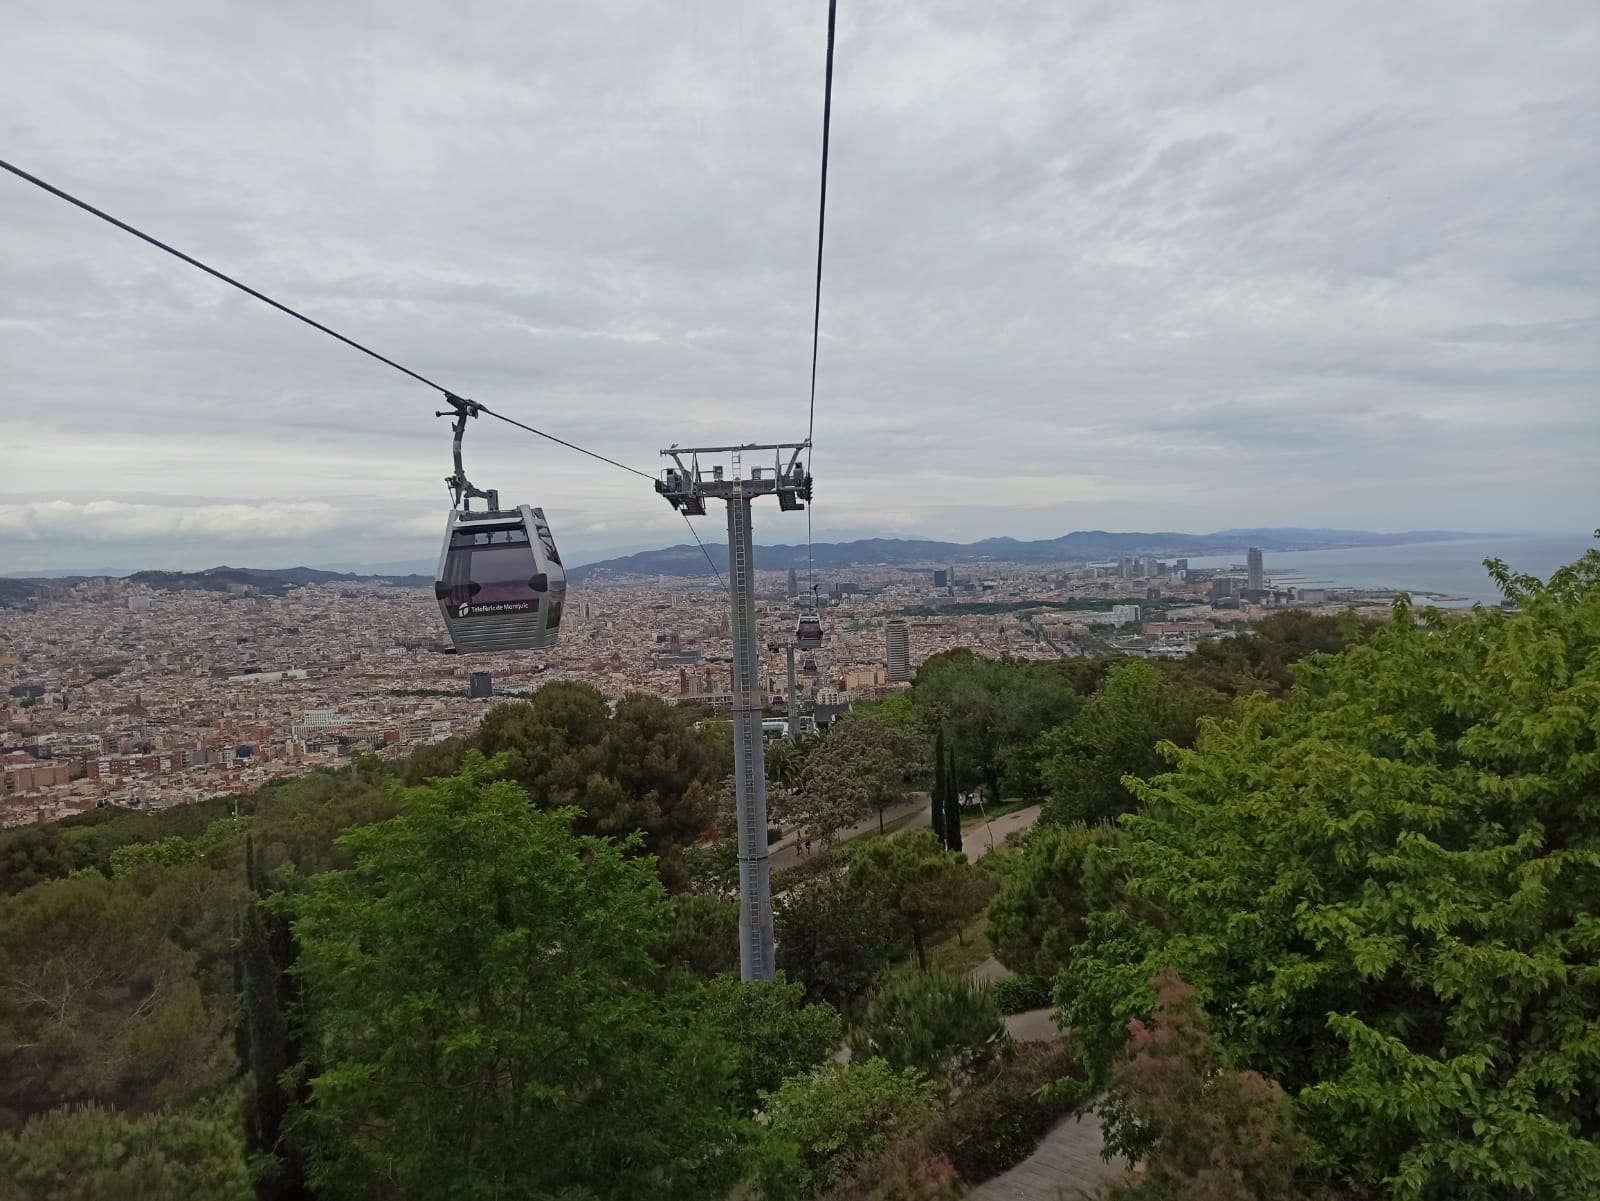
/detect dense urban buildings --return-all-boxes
[1,547,1393,827]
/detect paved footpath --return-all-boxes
[963,803,1043,861]
[967,926,1128,1200]
[968,1113,1125,1201]
[768,794,930,873]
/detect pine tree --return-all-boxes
[931,728,948,847]
[944,747,963,855]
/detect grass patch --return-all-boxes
[879,910,994,988]
[851,807,927,845]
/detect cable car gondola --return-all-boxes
[795,613,823,650]
[433,398,566,654]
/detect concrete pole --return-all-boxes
[725,491,775,980]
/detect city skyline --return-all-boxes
[3,3,1596,574]
[3,521,1589,580]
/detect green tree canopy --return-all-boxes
[1065,548,1600,1200]
[700,973,843,1114]
[661,893,741,979]
[846,830,990,972]
[798,710,930,836]
[774,863,903,1011]
[848,972,1010,1090]
[287,754,745,1201]
[472,685,724,862]
[0,1103,251,1201]
[0,825,74,896]
[912,651,1097,801]
[756,1059,940,1200]
[0,868,238,1129]
[1038,659,1227,825]
[987,820,1125,979]
[1173,608,1370,697]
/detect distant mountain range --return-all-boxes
[569,528,1484,581]
[0,565,432,606]
[0,529,1488,604]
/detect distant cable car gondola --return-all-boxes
[795,613,823,650]
[433,398,565,654]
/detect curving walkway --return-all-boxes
[967,944,1128,1199]
[967,1113,1124,1201]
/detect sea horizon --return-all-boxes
[1181,534,1594,604]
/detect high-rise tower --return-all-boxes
[885,618,911,683]
[1247,547,1264,593]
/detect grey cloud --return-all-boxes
[1,0,1596,574]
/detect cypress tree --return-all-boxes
[945,747,963,854]
[239,839,313,1201]
[931,728,948,847]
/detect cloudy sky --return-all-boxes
[1,0,1595,573]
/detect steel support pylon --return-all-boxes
[786,644,799,741]
[651,439,811,983]
[726,490,775,980]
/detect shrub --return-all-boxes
[927,1042,1079,1184]
[987,973,1051,1015]
[849,973,1009,1088]
[757,1059,941,1199]
[819,1130,962,1201]
[1097,971,1308,1201]
[0,1103,252,1200]
[769,826,786,845]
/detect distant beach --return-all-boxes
[1181,535,1594,605]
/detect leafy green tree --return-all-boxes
[595,692,719,855]
[775,864,903,1011]
[673,836,740,899]
[801,711,929,835]
[288,754,746,1201]
[474,686,724,862]
[238,842,311,1201]
[1065,548,1600,1200]
[701,973,843,1113]
[987,821,1123,979]
[0,1103,251,1201]
[661,894,741,979]
[757,1059,941,1199]
[0,870,236,1128]
[1174,608,1369,697]
[850,691,923,729]
[109,834,202,877]
[1094,971,1308,1201]
[912,652,1087,803]
[0,825,74,895]
[395,734,469,785]
[471,683,610,808]
[1038,659,1227,825]
[849,973,1009,1090]
[847,831,987,972]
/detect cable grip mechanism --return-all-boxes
[437,394,499,512]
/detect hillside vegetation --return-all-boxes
[0,543,1593,1200]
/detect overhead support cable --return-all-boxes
[0,155,651,483]
[681,513,729,593]
[803,0,838,600]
